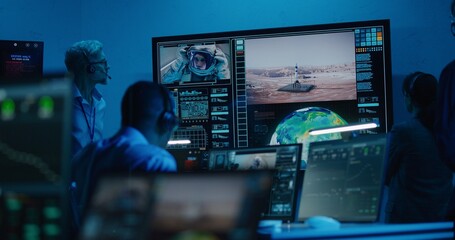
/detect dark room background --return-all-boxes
[1,0,453,138]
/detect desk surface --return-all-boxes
[259,222,454,239]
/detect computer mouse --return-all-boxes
[304,215,341,230]
[258,220,282,229]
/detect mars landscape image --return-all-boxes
[246,63,356,105]
[244,31,357,105]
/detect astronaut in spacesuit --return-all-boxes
[162,44,230,83]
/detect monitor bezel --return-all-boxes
[297,134,387,223]
[152,19,393,132]
[0,39,44,82]
[208,143,303,222]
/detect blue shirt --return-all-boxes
[70,127,177,228]
[72,84,105,157]
[72,126,177,173]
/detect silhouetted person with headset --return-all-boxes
[384,72,453,223]
[70,81,178,231]
[65,40,111,157]
[434,0,455,221]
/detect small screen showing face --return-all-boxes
[232,152,277,170]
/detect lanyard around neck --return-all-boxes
[78,99,96,142]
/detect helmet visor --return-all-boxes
[188,50,215,70]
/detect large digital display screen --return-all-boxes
[152,19,392,167]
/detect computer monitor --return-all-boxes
[0,78,71,184]
[152,19,392,167]
[208,144,302,222]
[79,171,273,240]
[0,40,44,82]
[0,77,72,239]
[297,134,387,222]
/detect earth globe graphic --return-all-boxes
[270,107,348,164]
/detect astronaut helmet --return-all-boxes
[187,45,216,76]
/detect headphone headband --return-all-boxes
[81,50,96,73]
[124,82,179,132]
[409,72,423,94]
[158,85,179,132]
[405,72,425,98]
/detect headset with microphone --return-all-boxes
[126,83,179,134]
[96,68,112,79]
[158,85,179,132]
[87,62,112,79]
[404,71,438,109]
[408,72,423,97]
[83,50,112,79]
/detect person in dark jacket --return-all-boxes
[385,72,453,223]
